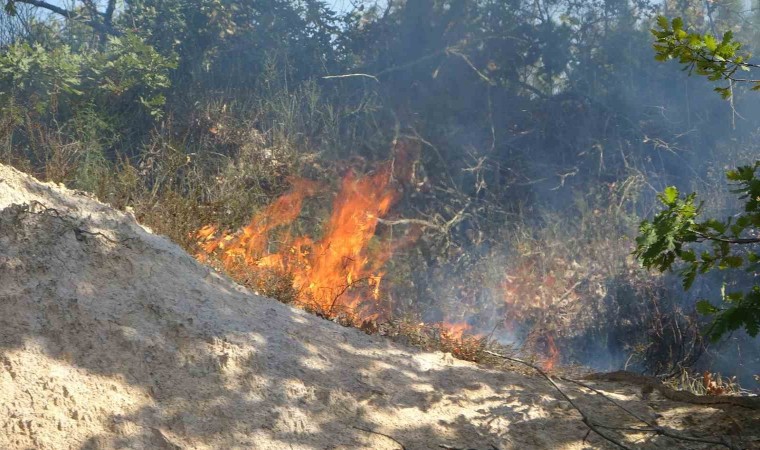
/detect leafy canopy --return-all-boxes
[636,17,760,341]
[651,15,760,98]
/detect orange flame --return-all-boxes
[500,258,576,371]
[196,165,404,323]
[440,321,472,341]
[542,334,559,372]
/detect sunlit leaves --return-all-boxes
[0,43,84,115]
[651,15,758,98]
[0,33,176,119]
[635,187,698,272]
[643,17,760,340]
[634,163,760,341]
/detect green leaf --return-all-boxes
[671,17,684,31]
[704,34,717,52]
[656,15,670,31]
[660,186,679,205]
[696,300,719,315]
[719,255,744,269]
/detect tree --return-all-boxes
[4,0,120,38]
[635,16,760,341]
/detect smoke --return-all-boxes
[5,0,760,387]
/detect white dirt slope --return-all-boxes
[0,164,757,450]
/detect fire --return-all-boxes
[440,321,472,341]
[194,148,481,357]
[195,165,401,323]
[501,259,574,370]
[542,334,559,372]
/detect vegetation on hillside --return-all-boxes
[1,0,759,383]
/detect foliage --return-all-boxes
[91,33,177,118]
[637,17,760,341]
[3,1,760,378]
[0,33,175,119]
[652,15,759,98]
[635,169,760,340]
[0,43,82,116]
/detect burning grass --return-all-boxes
[377,319,489,362]
[191,161,639,371]
[666,369,743,396]
[191,161,513,363]
[196,167,396,322]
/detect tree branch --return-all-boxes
[694,231,760,245]
[104,0,116,26]
[483,350,634,449]
[484,350,744,450]
[352,425,407,450]
[11,0,120,35]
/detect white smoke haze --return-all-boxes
[1,0,759,390]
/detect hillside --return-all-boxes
[1,163,758,449]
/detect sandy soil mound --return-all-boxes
[1,164,757,450]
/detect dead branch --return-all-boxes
[376,217,445,231]
[484,350,744,450]
[11,0,120,35]
[322,73,380,82]
[582,371,760,410]
[448,49,495,85]
[14,201,134,245]
[483,350,634,450]
[376,201,470,236]
[352,425,407,450]
[439,445,500,450]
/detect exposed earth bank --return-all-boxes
[1,164,757,449]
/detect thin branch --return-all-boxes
[12,0,120,35]
[375,48,448,78]
[448,49,495,85]
[727,77,760,83]
[566,377,742,449]
[376,217,445,231]
[482,350,634,450]
[352,425,407,450]
[322,73,380,82]
[484,350,743,450]
[694,230,760,245]
[13,0,72,19]
[400,130,456,187]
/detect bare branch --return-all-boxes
[104,0,116,26]
[322,73,380,82]
[694,231,760,245]
[483,350,634,450]
[352,425,407,450]
[485,350,746,450]
[11,0,120,35]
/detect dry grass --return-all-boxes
[666,368,743,396]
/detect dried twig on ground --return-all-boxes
[351,425,407,450]
[12,200,134,245]
[483,350,634,450]
[484,350,743,450]
[582,371,760,410]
